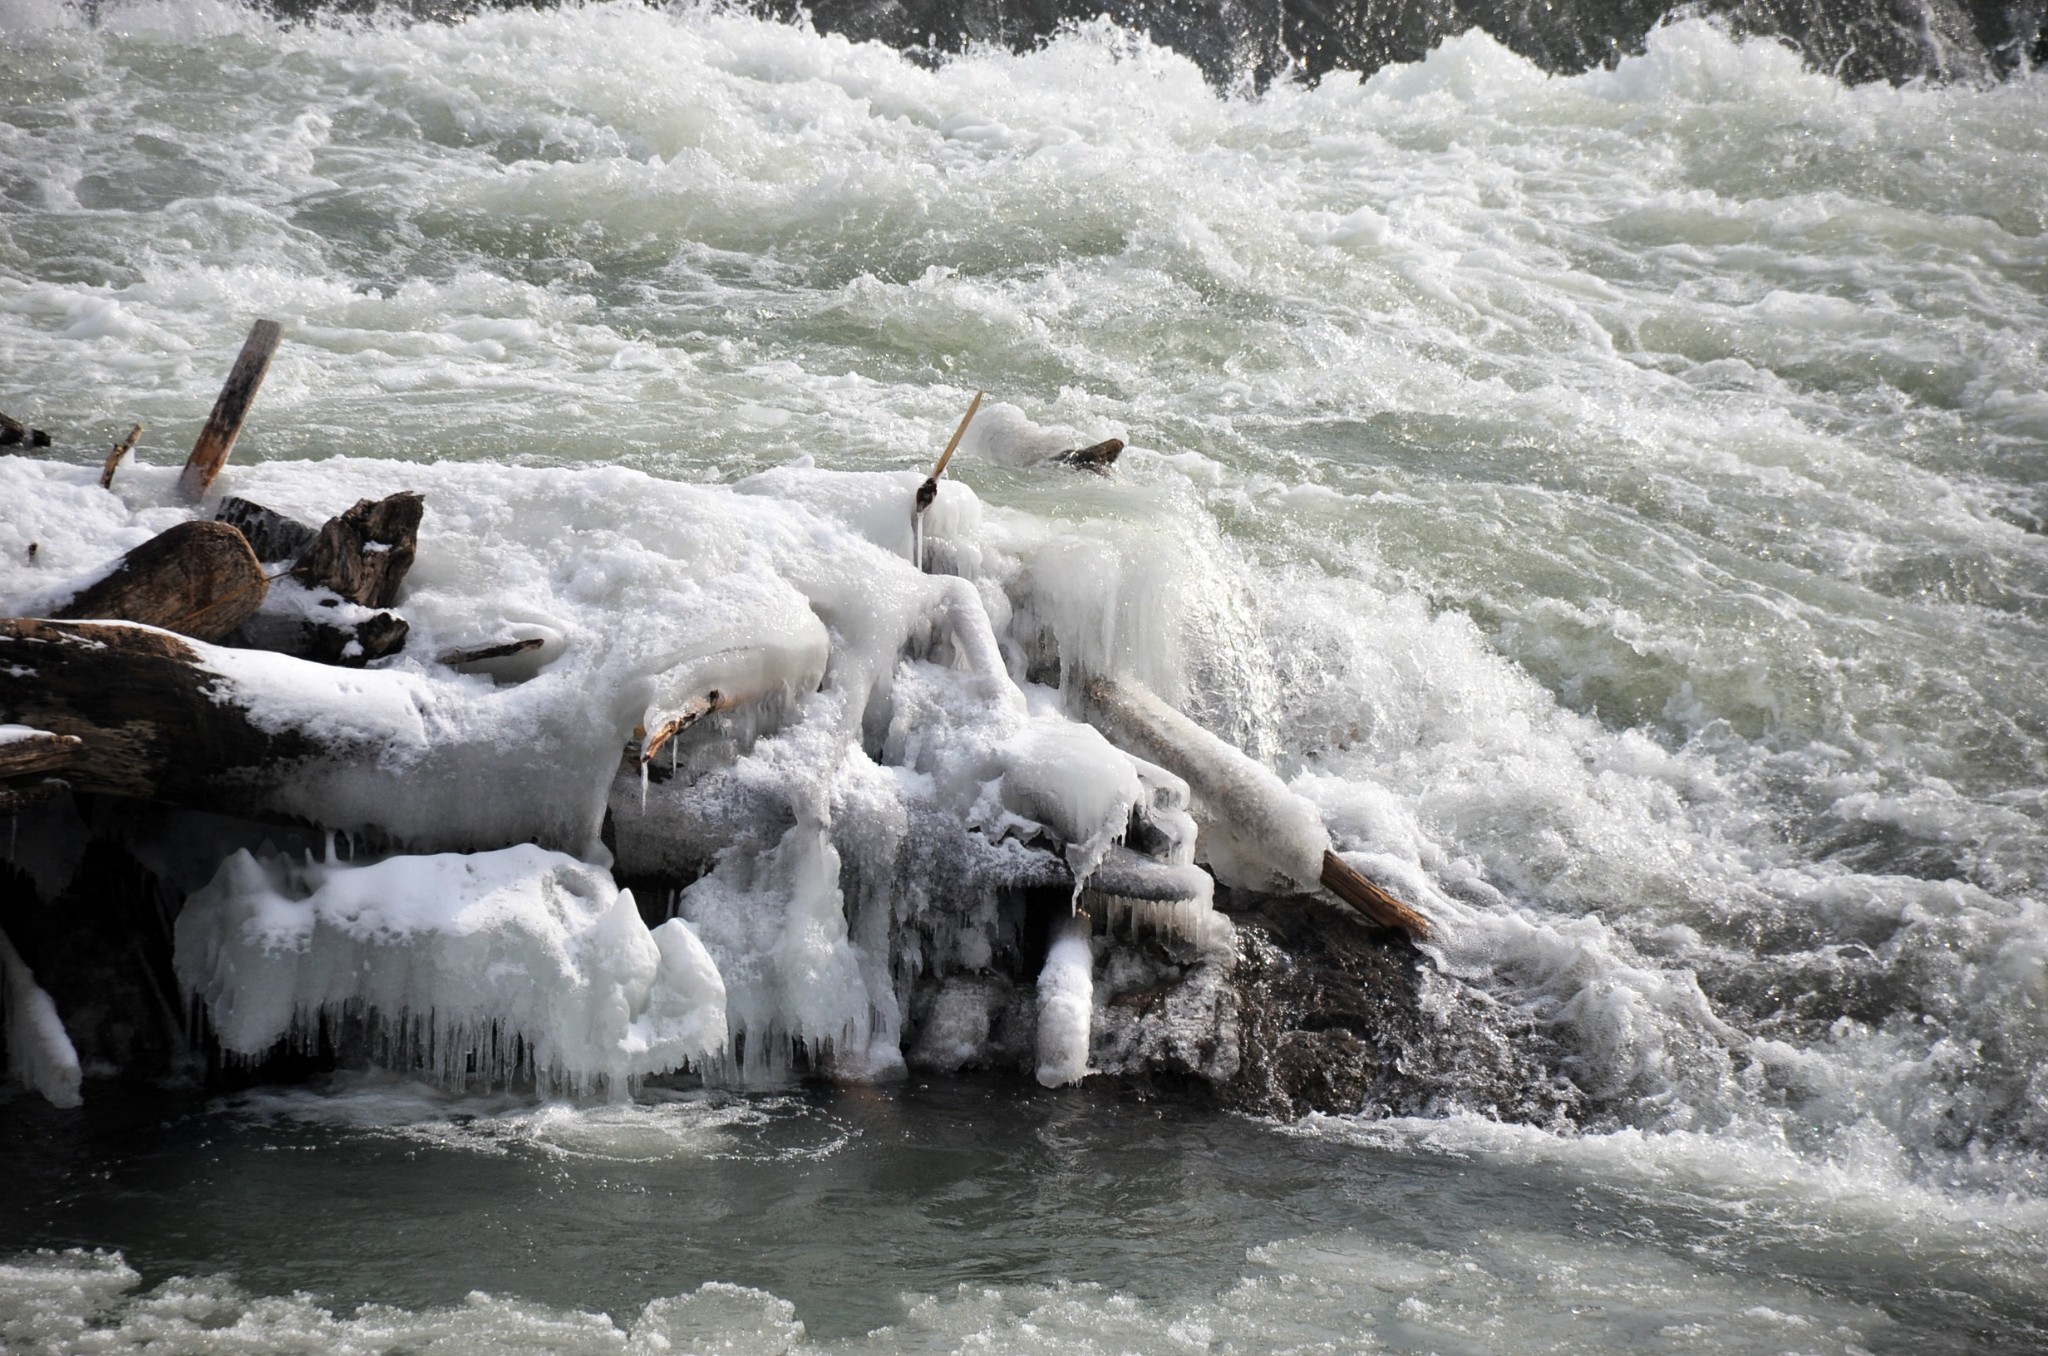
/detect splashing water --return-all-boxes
[1,2,2046,1350]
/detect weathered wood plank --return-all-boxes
[176,319,283,502]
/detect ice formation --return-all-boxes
[1034,917,1095,1087]
[174,845,726,1096]
[2,453,1266,1094]
[0,928,82,1109]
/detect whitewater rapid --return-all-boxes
[3,2,2047,1350]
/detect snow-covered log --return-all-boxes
[0,618,619,853]
[1084,677,1432,940]
[0,724,82,780]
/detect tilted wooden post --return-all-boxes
[177,319,283,502]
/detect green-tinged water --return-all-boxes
[4,1078,2043,1352]
[4,3,2048,1351]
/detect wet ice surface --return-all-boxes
[1,1079,2043,1353]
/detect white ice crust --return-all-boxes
[2,455,1257,1093]
[174,844,726,1097]
[1034,923,1095,1088]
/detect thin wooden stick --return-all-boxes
[100,423,143,490]
[636,691,723,766]
[437,637,544,668]
[177,319,283,502]
[927,389,983,482]
[1320,850,1433,942]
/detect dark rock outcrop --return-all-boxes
[1218,889,1581,1122]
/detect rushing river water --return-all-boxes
[3,2,2047,1351]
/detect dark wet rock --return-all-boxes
[0,828,189,1079]
[1217,889,1581,1123]
[760,0,2043,86]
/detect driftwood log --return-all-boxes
[292,491,422,609]
[177,319,282,502]
[0,619,325,809]
[0,617,599,855]
[1084,676,1432,941]
[438,636,543,668]
[214,496,315,564]
[206,492,420,666]
[0,728,83,781]
[52,520,268,643]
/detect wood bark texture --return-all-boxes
[214,496,316,563]
[1318,850,1434,942]
[176,318,283,502]
[291,491,422,608]
[0,729,83,780]
[0,619,325,810]
[52,520,268,643]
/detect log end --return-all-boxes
[53,519,269,644]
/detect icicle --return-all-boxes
[1034,911,1093,1088]
[1,927,82,1108]
[640,759,649,812]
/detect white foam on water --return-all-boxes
[1,0,2046,1338]
[216,1076,853,1163]
[0,1233,1902,1355]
